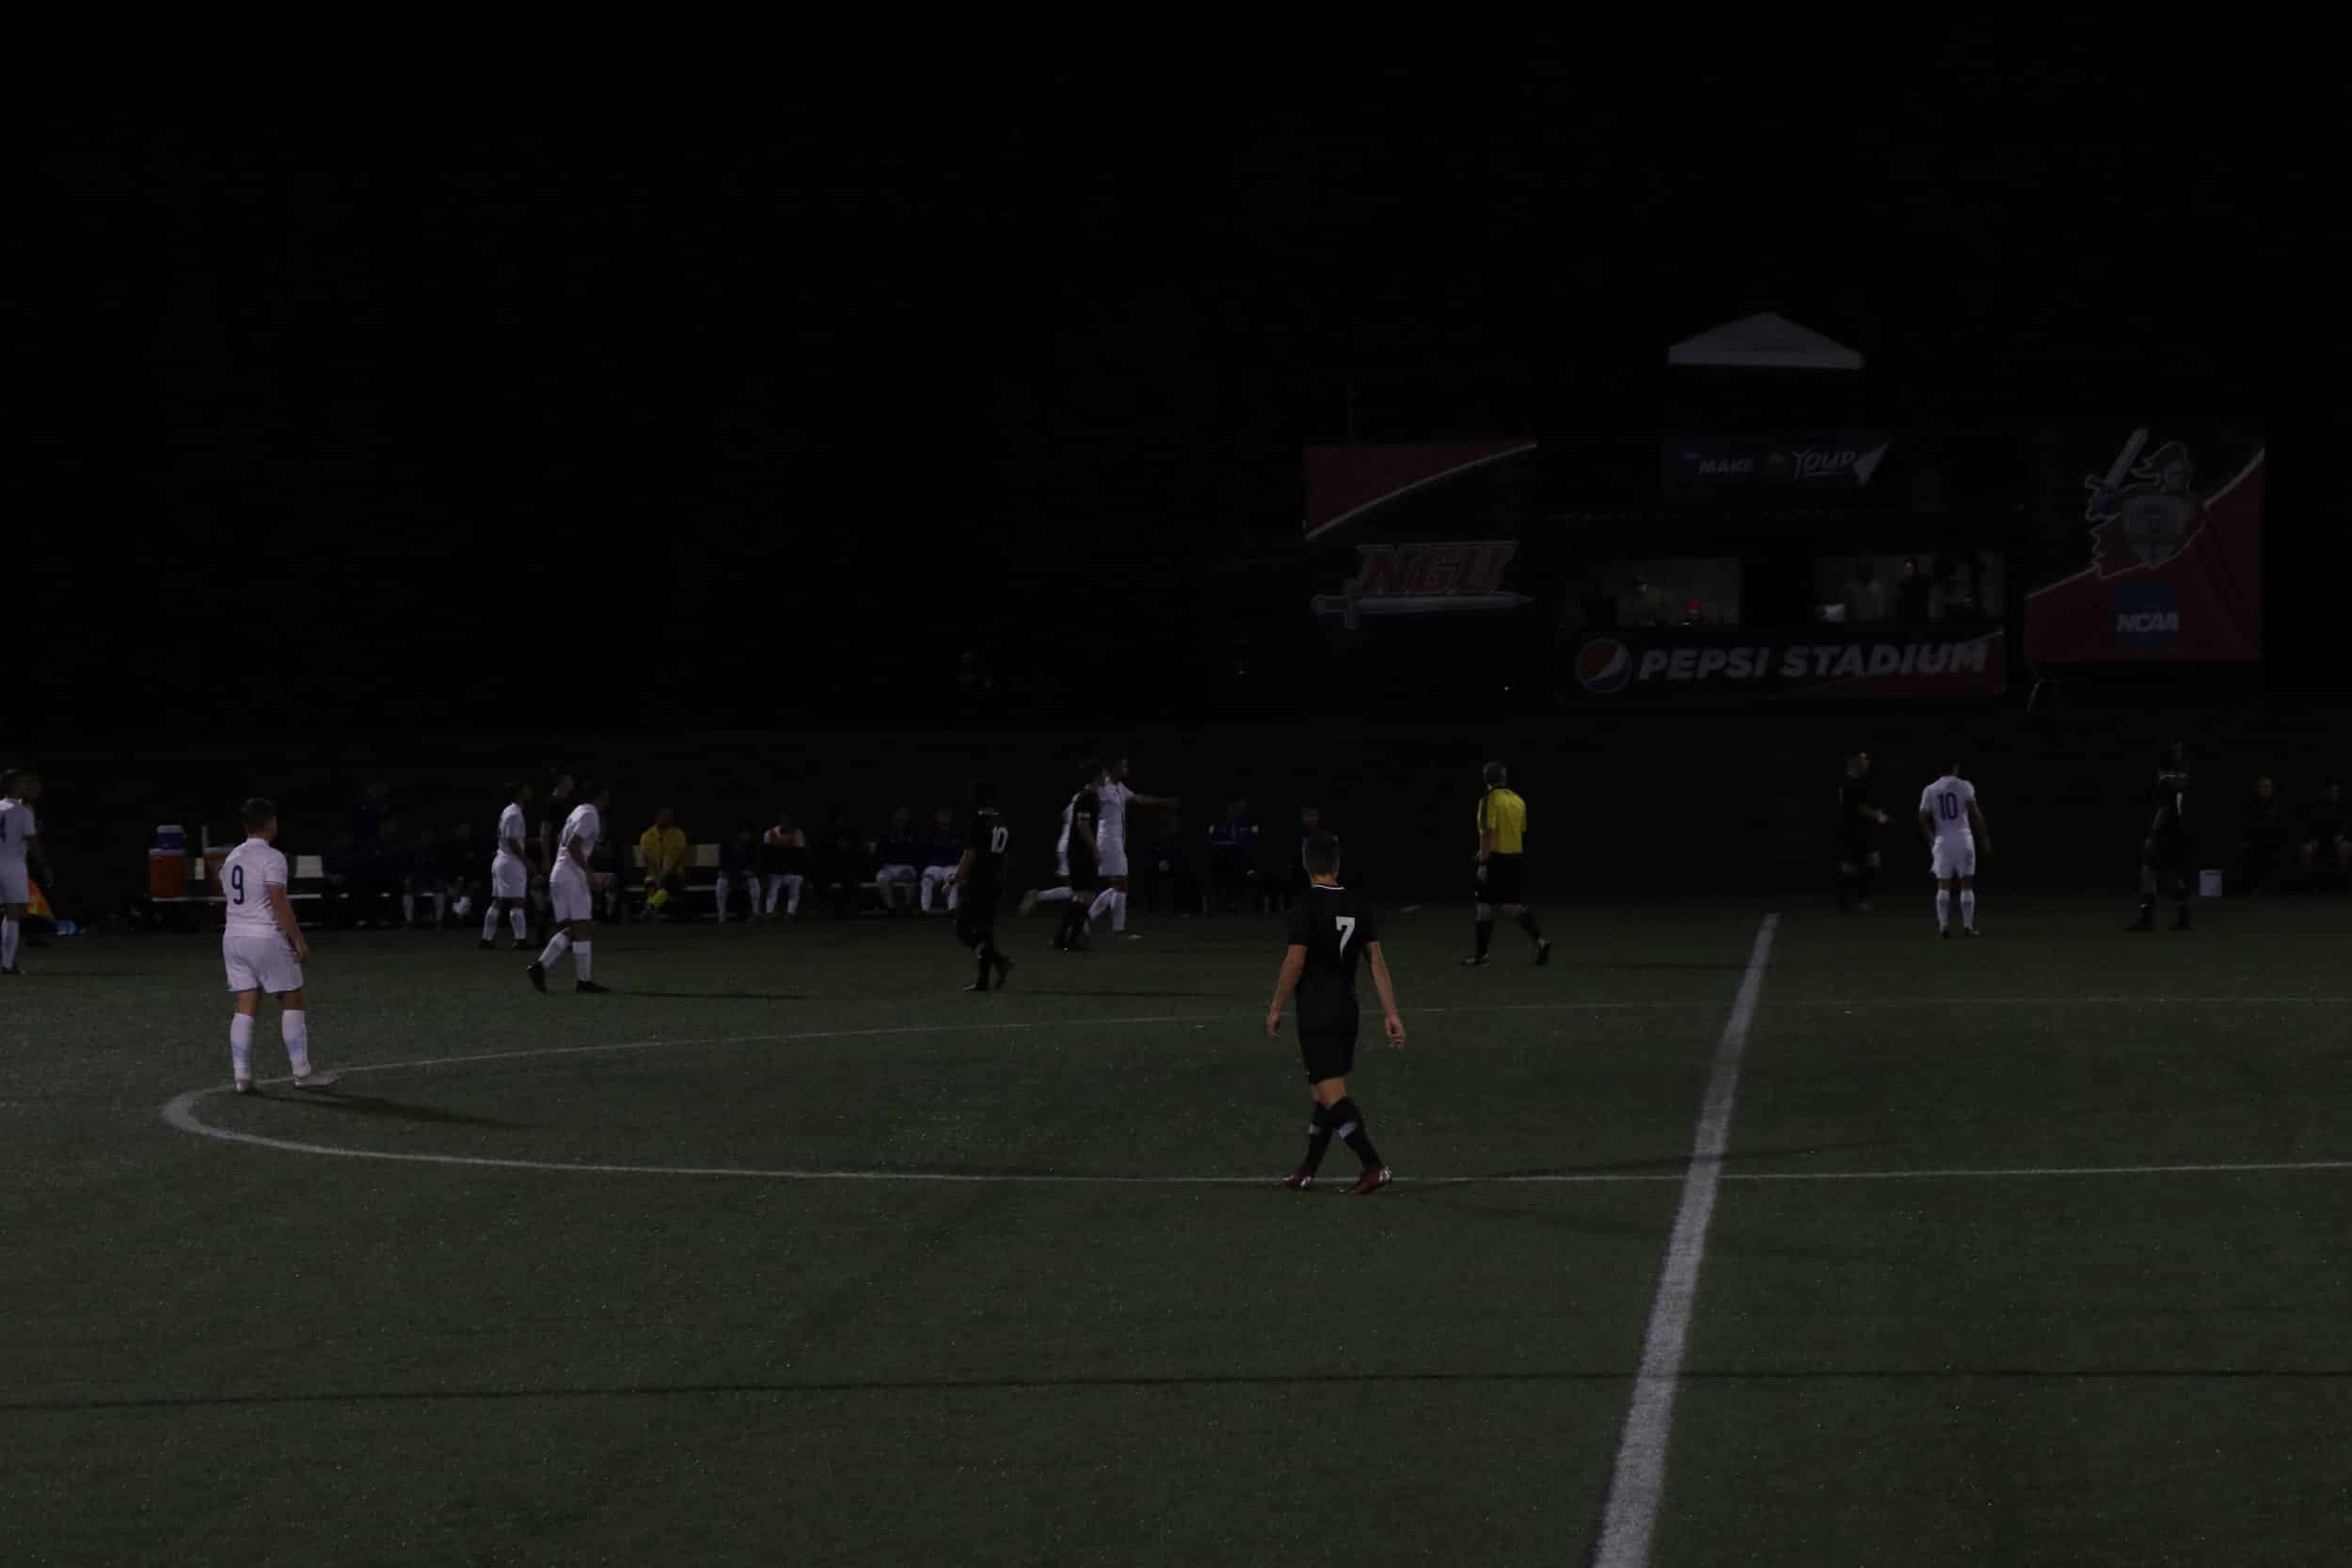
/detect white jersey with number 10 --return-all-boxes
[1920,775,1977,843]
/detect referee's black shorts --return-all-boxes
[1297,1021,1359,1085]
[1478,852,1526,905]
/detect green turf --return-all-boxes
[5,895,2350,1565]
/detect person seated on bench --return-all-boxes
[717,823,759,923]
[875,805,923,915]
[637,805,689,921]
[758,812,807,920]
[920,806,963,913]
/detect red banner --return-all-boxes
[2025,435,2264,663]
[1303,440,1538,540]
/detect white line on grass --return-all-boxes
[1592,912,1778,1568]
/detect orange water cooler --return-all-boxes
[149,825,187,899]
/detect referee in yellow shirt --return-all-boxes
[1466,761,1550,966]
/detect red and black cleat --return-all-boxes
[1349,1166,1393,1196]
[1282,1169,1315,1192]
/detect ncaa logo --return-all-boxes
[1576,638,1633,694]
[2111,580,2181,648]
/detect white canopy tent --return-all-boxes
[1667,311,1864,372]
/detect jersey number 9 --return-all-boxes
[230,865,246,905]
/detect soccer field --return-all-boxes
[8,897,2350,1566]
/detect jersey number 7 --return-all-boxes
[1335,915,1357,955]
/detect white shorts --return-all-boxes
[0,863,27,906]
[223,931,304,994]
[549,867,594,923]
[491,852,528,900]
[1931,839,1977,880]
[1096,843,1130,879]
[879,863,918,883]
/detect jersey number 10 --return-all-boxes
[1937,792,1960,820]
[990,826,1009,854]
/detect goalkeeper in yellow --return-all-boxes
[1464,761,1550,967]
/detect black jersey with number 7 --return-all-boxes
[1285,884,1377,1031]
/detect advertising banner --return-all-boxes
[1661,431,1891,492]
[2024,430,2264,663]
[1303,440,1538,540]
[1568,626,2005,700]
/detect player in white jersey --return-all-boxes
[1017,757,1095,919]
[528,781,612,994]
[482,779,536,952]
[219,798,337,1092]
[0,768,56,976]
[1917,762,1993,938]
[1084,754,1179,940]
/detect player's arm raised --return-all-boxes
[1968,798,1993,855]
[1264,943,1306,1037]
[267,879,309,962]
[1367,941,1406,1047]
[1129,787,1180,810]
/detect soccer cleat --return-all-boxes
[1962,927,1980,938]
[2126,913,2154,932]
[292,1070,340,1090]
[478,939,496,950]
[232,1078,254,1095]
[1283,1169,1314,1191]
[1938,928,1950,939]
[575,980,611,994]
[1117,931,1144,941]
[512,940,532,951]
[1459,954,1491,968]
[1535,939,1552,967]
[993,955,1014,988]
[1349,1166,1393,1196]
[526,961,548,993]
[962,979,991,993]
[1854,901,1875,913]
[0,964,17,976]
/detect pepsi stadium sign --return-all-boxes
[1570,627,2005,700]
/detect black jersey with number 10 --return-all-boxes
[1285,884,1378,1031]
[963,808,1009,903]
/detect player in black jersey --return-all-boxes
[1836,749,1892,912]
[2129,742,2194,931]
[951,778,1016,991]
[1053,766,1104,954]
[1264,832,1406,1194]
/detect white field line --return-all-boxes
[1593,913,1778,1568]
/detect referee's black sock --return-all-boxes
[1474,919,1494,959]
[1515,911,1544,943]
[1328,1097,1382,1170]
[1300,1103,1335,1174]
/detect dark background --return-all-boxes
[10,56,2329,902]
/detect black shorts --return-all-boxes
[956,905,995,948]
[1478,853,1526,905]
[1068,857,1102,894]
[1298,1024,1359,1085]
[2145,834,2193,873]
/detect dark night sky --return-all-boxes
[19,58,2310,735]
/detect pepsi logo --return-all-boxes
[1576,638,1632,695]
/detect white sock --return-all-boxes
[229,1014,254,1081]
[510,907,528,942]
[538,931,572,968]
[761,876,780,914]
[0,915,16,970]
[1111,890,1128,933]
[483,906,501,942]
[786,875,803,914]
[573,941,593,981]
[453,895,472,921]
[918,877,934,912]
[715,875,732,921]
[402,893,416,925]
[1034,886,1071,903]
[282,1009,312,1077]
[1088,888,1117,921]
[1960,891,1977,929]
[1934,890,1950,932]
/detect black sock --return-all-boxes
[1056,905,1082,945]
[1474,919,1494,958]
[1516,910,1543,943]
[1300,1103,1335,1174]
[1836,870,1853,910]
[1329,1097,1382,1170]
[974,942,994,989]
[1857,865,1874,902]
